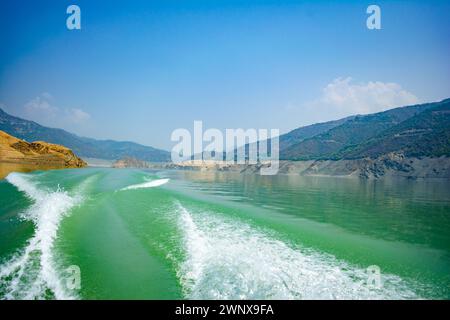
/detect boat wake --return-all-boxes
[175,202,420,300]
[0,173,86,300]
[119,178,169,191]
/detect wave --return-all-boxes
[175,202,421,300]
[120,178,169,191]
[0,173,86,300]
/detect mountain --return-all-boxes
[3,97,448,165]
[227,116,354,161]
[280,100,444,160]
[337,98,450,159]
[279,116,354,151]
[0,108,170,162]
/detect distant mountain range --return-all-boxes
[1,98,449,164]
[280,98,450,160]
[0,108,170,162]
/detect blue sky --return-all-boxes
[1,0,449,150]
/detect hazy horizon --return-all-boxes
[1,97,449,152]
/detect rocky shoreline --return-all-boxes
[112,154,450,179]
[0,130,87,179]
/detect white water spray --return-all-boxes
[0,173,84,300]
[120,178,169,191]
[176,202,420,300]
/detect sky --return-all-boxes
[0,0,449,150]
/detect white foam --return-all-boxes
[120,178,169,191]
[0,173,83,300]
[175,202,421,300]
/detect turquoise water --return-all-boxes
[0,168,449,299]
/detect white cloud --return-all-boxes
[281,77,422,131]
[21,93,91,127]
[317,77,420,115]
[66,108,91,123]
[24,94,59,121]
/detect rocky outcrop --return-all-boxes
[355,153,450,179]
[242,154,450,179]
[0,130,86,178]
[113,157,151,168]
[143,154,450,179]
[111,153,450,179]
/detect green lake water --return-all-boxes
[0,168,449,299]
